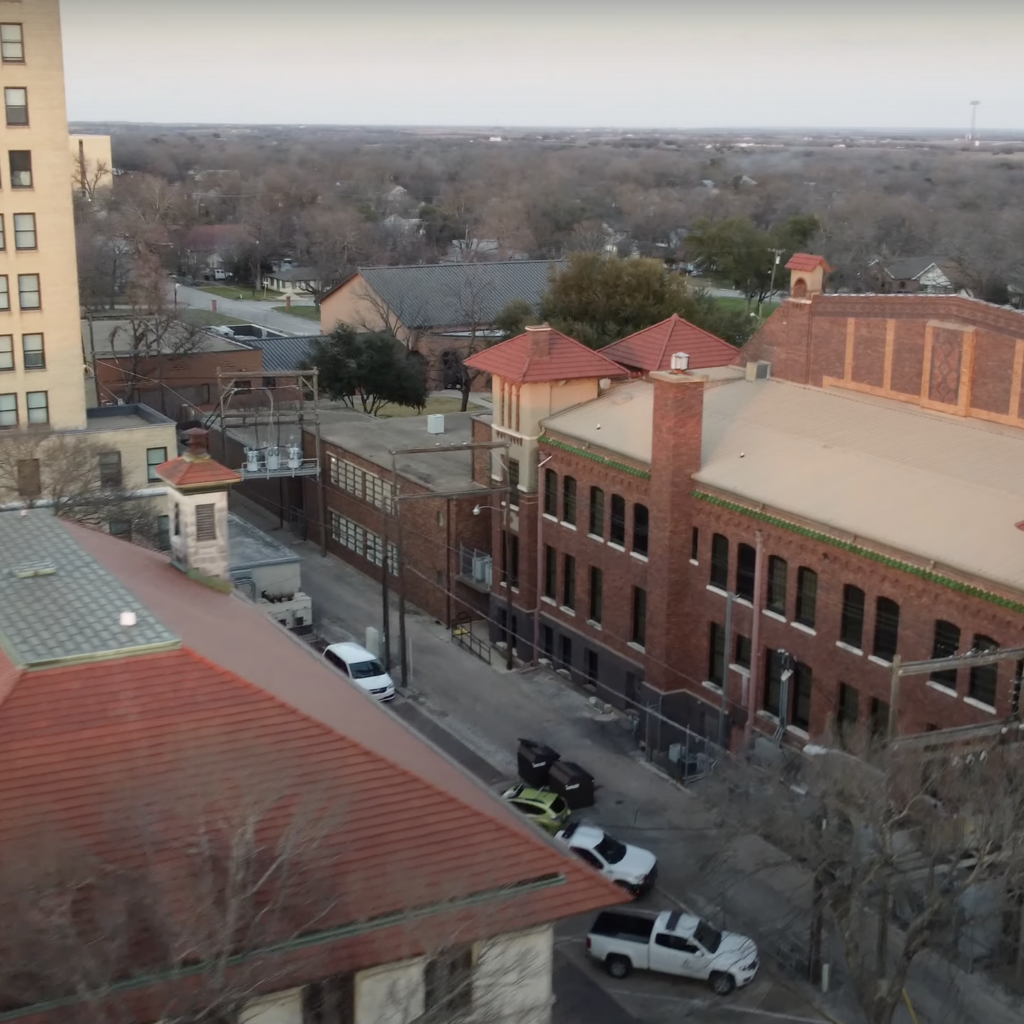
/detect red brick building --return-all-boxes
[468,262,1024,753]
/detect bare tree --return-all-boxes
[441,269,506,412]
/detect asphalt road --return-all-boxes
[171,282,320,335]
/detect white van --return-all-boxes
[322,642,395,702]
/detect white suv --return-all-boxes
[322,642,395,702]
[555,823,657,896]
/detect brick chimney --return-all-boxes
[524,323,551,359]
[153,428,242,591]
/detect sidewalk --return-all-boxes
[230,494,1019,1024]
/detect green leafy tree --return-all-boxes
[306,327,427,416]
[494,299,534,340]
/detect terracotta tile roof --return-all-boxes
[0,519,621,1014]
[785,253,832,272]
[599,314,739,372]
[155,428,242,491]
[464,325,625,383]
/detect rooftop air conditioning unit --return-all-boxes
[427,414,445,435]
[670,351,690,371]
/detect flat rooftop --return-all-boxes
[228,513,299,571]
[83,404,175,432]
[83,319,251,355]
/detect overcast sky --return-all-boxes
[59,0,1023,131]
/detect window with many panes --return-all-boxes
[708,622,725,687]
[872,597,900,662]
[544,468,557,516]
[840,584,865,648]
[589,486,604,536]
[609,494,625,545]
[13,213,34,250]
[562,476,576,525]
[543,545,556,599]
[736,543,755,601]
[4,87,26,126]
[0,25,24,63]
[331,512,365,556]
[9,151,30,188]
[18,273,39,309]
[710,533,728,588]
[589,566,603,624]
[424,948,473,1016]
[366,474,392,511]
[98,451,122,489]
[969,634,999,707]
[791,662,812,731]
[930,619,960,689]
[0,334,10,371]
[25,390,46,424]
[21,332,42,369]
[0,392,15,426]
[763,649,784,716]
[631,587,647,647]
[146,446,168,482]
[766,555,787,614]
[795,567,817,627]
[633,503,649,557]
[562,554,576,610]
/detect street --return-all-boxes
[172,281,320,335]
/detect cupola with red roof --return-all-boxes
[785,253,833,301]
[155,428,242,588]
[599,313,740,374]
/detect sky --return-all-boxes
[59,0,1024,130]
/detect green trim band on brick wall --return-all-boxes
[540,435,651,480]
[693,490,1024,616]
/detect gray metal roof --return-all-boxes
[883,256,954,281]
[228,513,300,572]
[358,260,564,330]
[266,266,319,283]
[0,511,179,668]
[254,335,324,372]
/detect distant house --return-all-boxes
[179,224,254,278]
[870,256,968,295]
[443,238,528,263]
[261,265,322,297]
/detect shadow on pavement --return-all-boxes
[554,952,642,1024]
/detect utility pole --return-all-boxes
[765,248,784,312]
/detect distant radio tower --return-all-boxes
[969,100,980,145]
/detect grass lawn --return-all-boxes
[180,308,245,327]
[376,396,466,419]
[716,296,780,319]
[273,304,321,322]
[196,284,285,301]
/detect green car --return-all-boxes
[501,783,571,834]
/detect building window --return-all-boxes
[366,474,392,512]
[109,520,132,541]
[502,530,519,589]
[736,543,755,601]
[98,451,122,489]
[0,25,24,63]
[795,567,817,627]
[543,545,556,599]
[589,486,604,536]
[562,553,576,610]
[562,475,576,525]
[9,150,30,188]
[302,976,355,1024]
[4,87,26,126]
[0,215,5,251]
[424,948,473,1016]
[870,696,890,738]
[13,212,35,250]
[791,662,812,731]
[691,526,699,561]
[609,494,625,545]
[21,332,42,369]
[543,468,557,516]
[969,634,999,707]
[542,625,554,660]
[146,446,168,482]
[930,619,960,689]
[0,275,9,310]
[16,457,40,496]
[18,273,39,309]
[0,391,15,426]
[156,515,170,551]
[173,504,181,537]
[633,503,649,557]
[585,649,599,685]
[766,555,787,614]
[195,503,217,541]
[837,682,859,742]
[0,335,10,370]
[631,586,646,647]
[710,533,728,589]
[734,634,751,670]
[708,622,725,686]
[840,584,865,649]
[763,649,783,716]
[872,597,900,662]
[589,566,603,623]
[330,512,365,556]
[25,389,46,424]
[507,458,519,507]
[558,635,572,671]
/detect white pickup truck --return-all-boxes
[586,909,759,995]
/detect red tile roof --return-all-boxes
[156,428,242,491]
[785,253,833,272]
[599,314,739,372]
[0,523,620,1015]
[464,325,625,383]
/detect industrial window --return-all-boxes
[837,682,859,741]
[734,633,751,670]
[691,526,699,561]
[795,567,817,627]
[502,530,519,589]
[562,553,576,610]
[543,544,556,599]
[98,451,122,489]
[872,597,900,663]
[543,468,557,516]
[609,494,625,545]
[424,947,473,1015]
[0,335,10,370]
[585,649,599,684]
[562,475,576,525]
[331,511,365,556]
[736,543,755,601]
[766,555,787,614]
[9,151,31,188]
[710,533,728,588]
[0,25,24,63]
[707,622,725,687]
[0,392,15,426]
[366,474,392,511]
[633,503,649,557]
[930,619,960,689]
[589,566,603,624]
[13,212,34,250]
[16,457,39,496]
[969,634,999,707]
[763,649,784,717]
[791,662,812,731]
[21,332,42,369]
[25,389,46,424]
[195,503,216,541]
[631,587,647,647]
[0,275,9,310]
[507,458,519,507]
[146,446,168,482]
[18,273,39,309]
[366,532,385,567]
[4,87,26,126]
[840,584,865,648]
[589,486,604,536]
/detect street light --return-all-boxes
[473,501,514,671]
[174,282,179,311]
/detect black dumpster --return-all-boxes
[517,739,560,787]
[548,759,595,810]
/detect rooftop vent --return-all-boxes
[670,351,690,371]
[11,560,57,579]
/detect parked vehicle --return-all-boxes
[322,642,395,702]
[555,823,657,896]
[586,909,758,994]
[500,783,571,834]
